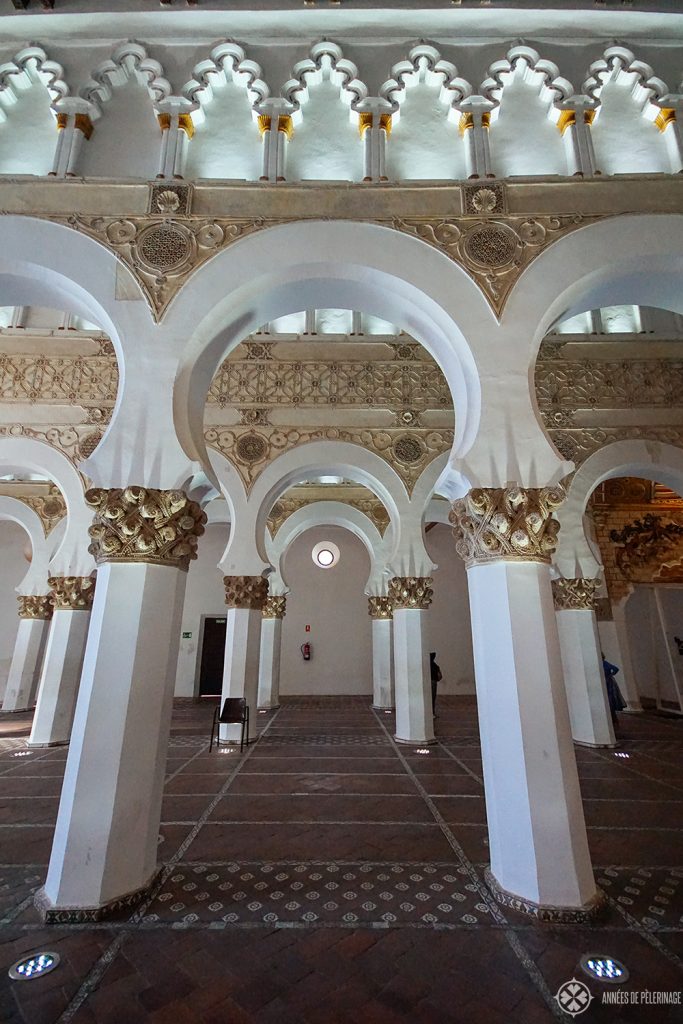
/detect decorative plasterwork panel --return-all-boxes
[209,349,451,410]
[547,426,683,466]
[0,352,118,407]
[0,423,103,474]
[205,425,453,494]
[536,359,683,412]
[46,202,598,321]
[592,504,683,601]
[267,493,390,537]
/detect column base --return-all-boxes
[372,705,394,711]
[484,868,606,923]
[623,705,644,714]
[27,740,68,749]
[394,735,436,746]
[257,704,280,711]
[1,706,35,714]
[573,738,618,750]
[34,868,162,924]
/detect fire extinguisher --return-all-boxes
[301,642,312,661]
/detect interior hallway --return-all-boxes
[1,697,682,1024]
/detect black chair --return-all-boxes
[210,697,250,753]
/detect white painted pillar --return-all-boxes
[555,103,598,177]
[258,595,286,709]
[257,106,293,182]
[609,598,643,712]
[359,108,391,182]
[29,577,96,748]
[458,103,494,179]
[452,485,600,918]
[155,100,195,179]
[389,579,434,744]
[49,111,94,178]
[2,597,52,712]
[368,597,394,709]
[37,487,205,919]
[220,576,268,742]
[553,577,616,748]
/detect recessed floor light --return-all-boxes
[12,751,31,758]
[614,752,630,758]
[415,748,431,755]
[9,952,60,981]
[580,954,629,984]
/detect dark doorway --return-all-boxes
[198,616,227,697]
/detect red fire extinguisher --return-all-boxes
[301,642,312,661]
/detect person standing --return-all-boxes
[430,652,442,716]
[602,653,626,728]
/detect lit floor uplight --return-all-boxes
[12,751,31,758]
[9,952,60,981]
[415,748,431,755]
[580,954,629,984]
[614,752,630,758]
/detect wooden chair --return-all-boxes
[210,697,250,753]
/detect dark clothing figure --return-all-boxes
[429,652,442,715]
[602,656,626,726]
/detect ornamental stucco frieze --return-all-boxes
[388,576,434,610]
[223,575,269,610]
[49,575,96,611]
[450,484,565,566]
[86,486,206,570]
[536,359,683,411]
[262,595,287,619]
[17,595,53,620]
[368,596,393,619]
[551,577,598,611]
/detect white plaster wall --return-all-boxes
[624,587,657,702]
[280,525,372,694]
[490,74,566,178]
[387,84,465,181]
[185,80,262,181]
[0,521,30,688]
[0,80,55,176]
[174,521,229,697]
[424,523,476,694]
[591,79,669,175]
[80,78,159,180]
[624,586,682,707]
[287,80,362,182]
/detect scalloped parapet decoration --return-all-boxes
[380,43,473,125]
[182,39,270,128]
[0,45,69,124]
[282,40,369,127]
[480,44,575,123]
[79,40,171,116]
[583,45,669,115]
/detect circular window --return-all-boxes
[312,541,340,569]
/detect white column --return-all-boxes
[37,487,205,918]
[29,577,96,748]
[49,111,94,178]
[609,598,643,712]
[258,595,286,709]
[452,485,600,917]
[389,579,434,744]
[556,103,598,177]
[653,105,683,174]
[2,597,52,712]
[368,597,394,709]
[359,109,391,182]
[458,103,494,179]
[155,100,195,179]
[553,578,616,748]
[220,576,268,742]
[257,105,293,182]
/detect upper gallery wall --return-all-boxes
[0,5,683,180]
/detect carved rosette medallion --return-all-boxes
[388,577,433,611]
[450,484,565,567]
[224,575,269,610]
[17,595,53,620]
[551,577,598,611]
[368,596,393,620]
[262,595,287,619]
[49,576,97,611]
[86,487,206,570]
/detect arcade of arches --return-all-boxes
[0,3,682,1022]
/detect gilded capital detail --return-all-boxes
[450,484,565,567]
[389,577,433,611]
[368,596,393,619]
[49,576,96,611]
[262,595,287,619]
[86,487,206,570]
[552,577,598,611]
[18,595,53,620]
[224,575,269,610]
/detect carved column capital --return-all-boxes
[17,595,53,620]
[450,484,565,567]
[552,577,598,611]
[86,487,206,571]
[368,596,394,619]
[389,577,433,611]
[262,595,287,619]
[49,575,96,611]
[224,575,269,610]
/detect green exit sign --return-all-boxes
[182,631,192,639]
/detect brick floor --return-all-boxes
[0,698,681,1023]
